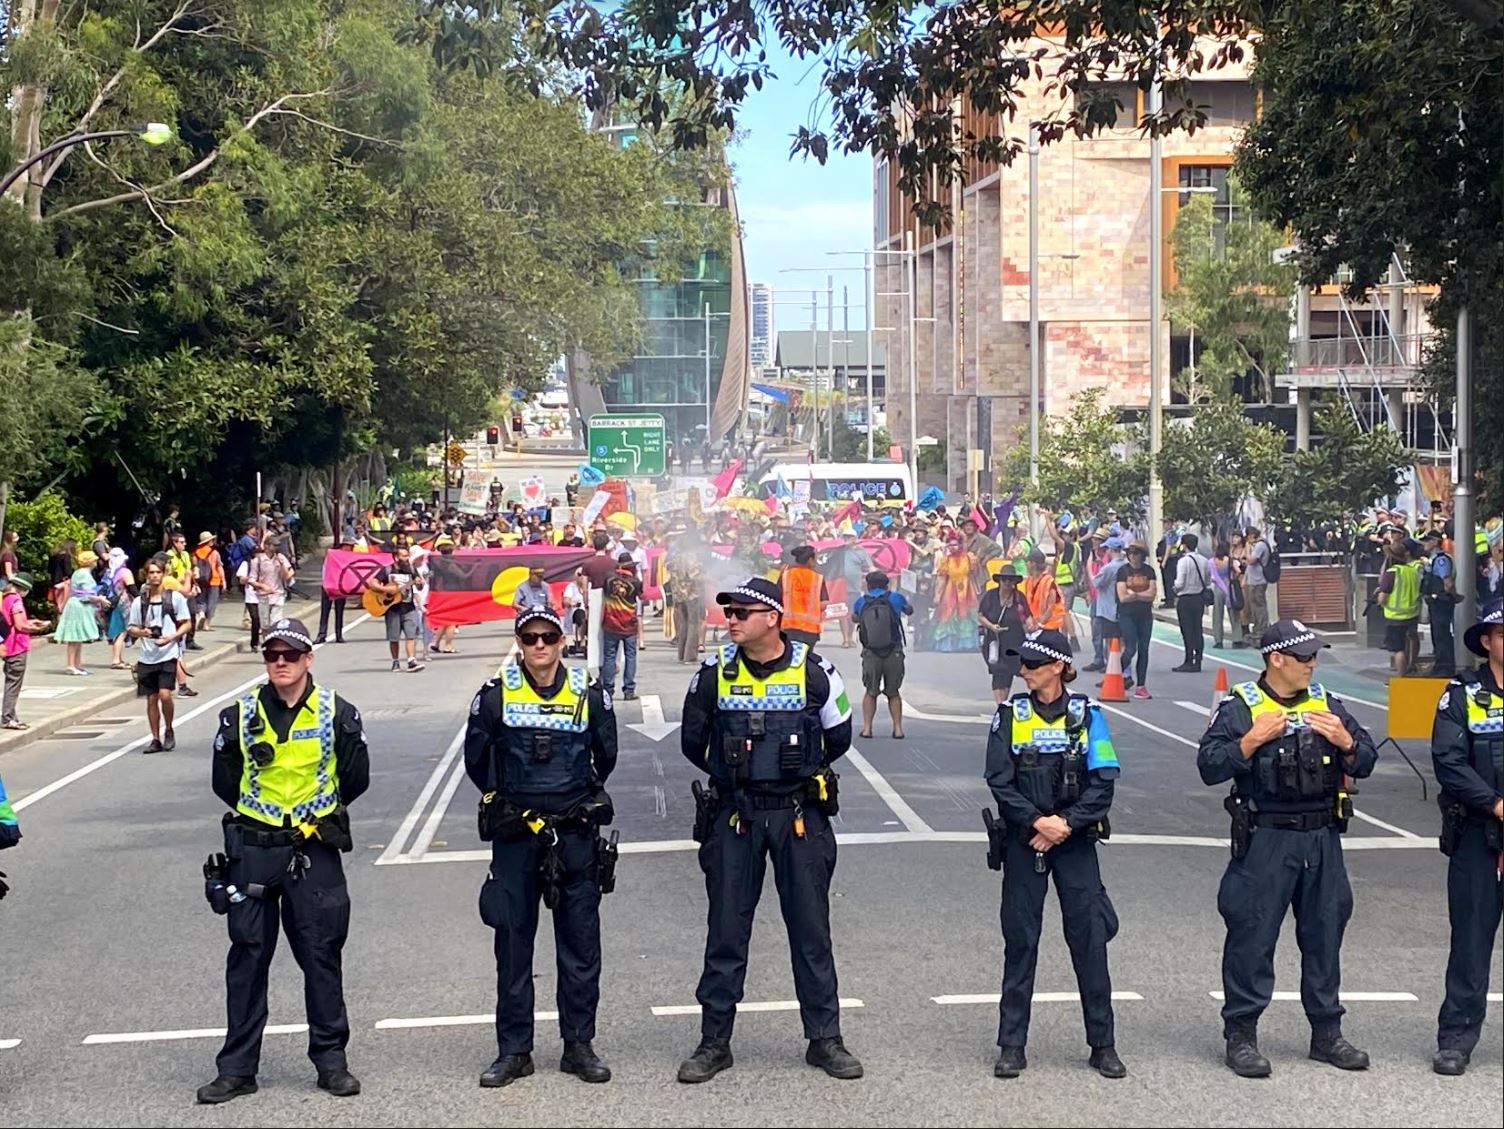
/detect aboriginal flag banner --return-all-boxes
[425,546,595,627]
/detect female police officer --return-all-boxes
[983,628,1126,1080]
[463,607,618,1089]
[1198,619,1378,1078]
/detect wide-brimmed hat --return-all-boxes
[6,572,34,593]
[198,531,216,546]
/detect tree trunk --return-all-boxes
[6,0,62,219]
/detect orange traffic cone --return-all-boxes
[1209,665,1230,720]
[1099,637,1128,702]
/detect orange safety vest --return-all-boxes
[194,544,225,588]
[1023,572,1065,630]
[781,565,825,635]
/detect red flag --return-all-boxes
[970,504,989,530]
[763,494,780,515]
[424,546,595,627]
[830,498,862,526]
[712,459,744,501]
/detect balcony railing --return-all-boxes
[1291,333,1431,370]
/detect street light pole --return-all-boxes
[0,123,173,197]
[704,301,713,432]
[1147,80,1166,544]
[1028,123,1041,533]
[1453,306,1475,669]
[826,274,835,462]
[906,227,919,490]
[864,253,875,461]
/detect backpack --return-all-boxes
[226,537,250,573]
[857,596,897,655]
[1262,541,1281,583]
[194,551,214,588]
[0,593,14,644]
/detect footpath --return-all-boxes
[0,555,326,756]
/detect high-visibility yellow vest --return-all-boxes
[1382,560,1423,620]
[236,686,340,826]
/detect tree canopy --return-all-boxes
[999,389,1149,521]
[1,0,723,526]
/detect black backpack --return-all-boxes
[857,596,897,655]
[1263,541,1282,583]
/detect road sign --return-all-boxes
[587,413,666,478]
[445,442,468,467]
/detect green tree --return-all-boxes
[828,413,891,462]
[1156,397,1285,534]
[1165,182,1297,404]
[515,0,1503,501]
[1265,402,1408,532]
[999,389,1149,521]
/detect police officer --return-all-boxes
[1431,600,1503,1076]
[464,607,618,1088]
[199,617,368,1104]
[983,628,1125,1080]
[677,576,860,1083]
[1197,619,1378,1077]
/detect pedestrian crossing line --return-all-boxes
[376,1013,555,1030]
[1489,993,1504,1003]
[651,999,864,1017]
[0,1039,20,1050]
[844,744,935,834]
[377,718,468,865]
[82,1024,308,1046]
[931,993,1145,1005]
[1208,991,1418,1003]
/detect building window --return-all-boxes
[1177,165,1249,255]
[1076,81,1141,129]
[1174,81,1257,128]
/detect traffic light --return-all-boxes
[486,425,500,446]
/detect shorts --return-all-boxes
[135,659,178,696]
[990,659,1021,691]
[1383,618,1419,652]
[861,649,905,697]
[385,608,420,641]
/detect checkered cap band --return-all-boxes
[721,585,783,614]
[1019,637,1073,663]
[1262,630,1320,655]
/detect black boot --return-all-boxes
[1432,1049,1469,1076]
[196,1075,257,1104]
[479,1053,534,1088]
[1225,1032,1271,1078]
[677,1039,732,1084]
[805,1037,863,1079]
[1309,1034,1369,1071]
[560,1041,611,1083]
[1089,1045,1127,1078]
[317,1068,361,1096]
[1172,661,1194,672]
[994,1045,1027,1078]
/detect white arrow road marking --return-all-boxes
[627,693,680,741]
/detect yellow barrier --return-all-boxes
[1386,676,1447,741]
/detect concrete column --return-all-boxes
[1386,260,1404,361]
[1295,388,1312,451]
[1295,285,1311,367]
[1385,386,1405,440]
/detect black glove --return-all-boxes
[0,870,9,901]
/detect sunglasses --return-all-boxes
[1284,651,1318,664]
[261,648,305,665]
[724,606,769,621]
[518,631,563,646]
[1021,656,1060,670]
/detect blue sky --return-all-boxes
[729,41,873,329]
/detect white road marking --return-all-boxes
[378,718,468,864]
[409,751,470,860]
[1149,638,1387,712]
[18,687,79,700]
[652,999,863,1017]
[1175,700,1213,718]
[1489,993,1504,1003]
[1208,991,1418,1002]
[0,1039,19,1050]
[14,615,375,813]
[931,992,1144,1005]
[83,1024,308,1045]
[1351,810,1423,839]
[627,693,680,741]
[843,745,935,834]
[904,705,989,725]
[376,1013,554,1030]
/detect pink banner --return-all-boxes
[321,549,393,598]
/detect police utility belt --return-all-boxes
[691,770,841,843]
[202,808,352,913]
